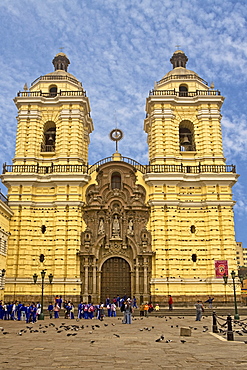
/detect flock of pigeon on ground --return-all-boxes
[1,315,247,344]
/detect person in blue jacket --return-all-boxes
[17,302,23,321]
[47,302,54,319]
[25,304,31,323]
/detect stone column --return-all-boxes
[135,257,140,294]
[92,258,97,294]
[131,271,134,298]
[98,271,102,302]
[83,257,89,301]
[143,257,148,294]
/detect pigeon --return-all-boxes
[3,332,9,335]
[90,340,95,343]
[236,331,243,336]
[104,323,108,327]
[180,340,186,344]
[155,338,162,342]
[113,334,120,338]
[155,335,165,342]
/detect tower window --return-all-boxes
[41,122,56,152]
[179,121,196,151]
[111,172,121,189]
[49,86,57,97]
[179,85,188,97]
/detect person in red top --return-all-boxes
[168,295,173,311]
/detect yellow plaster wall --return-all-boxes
[0,200,13,300]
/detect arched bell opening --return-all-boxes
[179,121,196,152]
[49,85,57,97]
[179,84,188,97]
[41,121,56,152]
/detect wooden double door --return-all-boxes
[101,257,131,301]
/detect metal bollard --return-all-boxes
[227,314,234,341]
[212,311,219,333]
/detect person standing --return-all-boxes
[121,301,132,324]
[168,295,173,311]
[110,303,116,317]
[195,300,204,321]
[54,303,60,319]
[144,303,149,317]
[48,302,54,319]
[125,302,132,324]
[204,296,214,309]
[132,296,137,308]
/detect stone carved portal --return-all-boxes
[79,161,152,303]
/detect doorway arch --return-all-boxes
[101,257,131,302]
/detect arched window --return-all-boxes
[41,122,56,152]
[179,84,188,97]
[111,172,121,189]
[179,120,196,152]
[49,85,57,97]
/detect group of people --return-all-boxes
[0,294,215,323]
[0,301,42,323]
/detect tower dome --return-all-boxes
[52,52,70,72]
[170,50,188,69]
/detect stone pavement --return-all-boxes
[1,313,247,369]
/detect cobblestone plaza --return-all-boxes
[1,314,247,369]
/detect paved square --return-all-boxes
[0,314,247,369]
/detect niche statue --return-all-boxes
[112,215,120,237]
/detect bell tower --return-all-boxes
[2,53,94,303]
[144,50,225,166]
[13,52,93,166]
[144,50,239,303]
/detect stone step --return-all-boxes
[147,307,247,317]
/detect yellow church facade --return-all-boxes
[1,51,240,304]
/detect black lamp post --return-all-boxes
[223,270,243,320]
[33,269,53,320]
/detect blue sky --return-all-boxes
[0,0,247,247]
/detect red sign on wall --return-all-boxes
[215,260,228,278]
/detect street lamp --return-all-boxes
[33,269,53,320]
[223,270,243,320]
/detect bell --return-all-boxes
[181,135,190,145]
